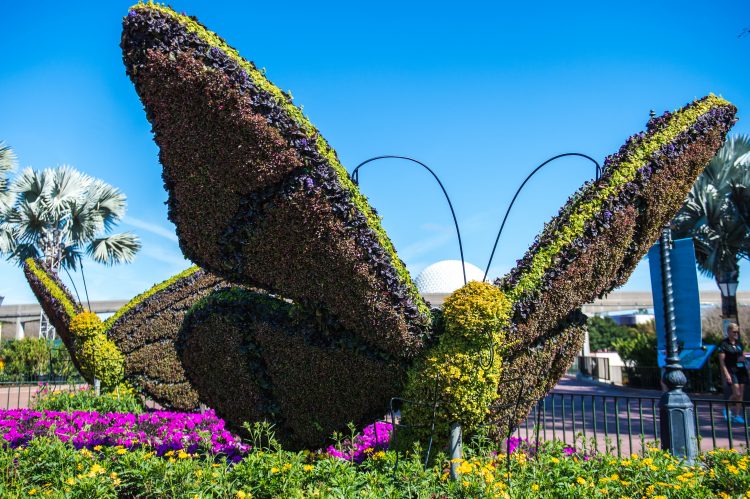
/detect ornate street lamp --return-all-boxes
[718,270,739,324]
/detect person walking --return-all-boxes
[718,323,748,424]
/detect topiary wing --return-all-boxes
[104,267,233,411]
[178,288,406,449]
[493,96,736,433]
[23,258,85,374]
[121,4,430,360]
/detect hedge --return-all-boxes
[179,288,404,449]
[121,3,431,360]
[105,267,230,410]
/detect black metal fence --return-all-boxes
[577,356,719,393]
[513,391,750,455]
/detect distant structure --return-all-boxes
[0,301,126,341]
[414,260,486,306]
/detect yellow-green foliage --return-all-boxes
[130,3,428,317]
[70,312,105,340]
[103,266,200,330]
[24,258,78,318]
[507,95,732,303]
[71,312,124,388]
[401,282,511,440]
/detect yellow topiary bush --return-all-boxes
[70,312,104,339]
[70,311,124,388]
[400,281,511,447]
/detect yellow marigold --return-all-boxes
[178,451,190,459]
[576,477,586,485]
[282,463,292,471]
[65,478,75,485]
[303,465,314,472]
[531,484,540,491]
[270,467,279,474]
[116,449,126,455]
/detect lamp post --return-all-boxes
[718,270,739,325]
[658,224,698,462]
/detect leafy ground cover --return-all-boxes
[1,408,750,497]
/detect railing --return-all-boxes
[578,356,611,381]
[578,356,719,393]
[513,391,750,455]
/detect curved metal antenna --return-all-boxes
[483,153,602,281]
[351,155,467,285]
[78,255,91,312]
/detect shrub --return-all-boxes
[31,384,144,414]
[0,339,49,377]
[587,316,636,351]
[121,3,431,362]
[400,282,510,447]
[179,288,404,449]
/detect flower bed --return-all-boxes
[1,431,749,497]
[0,408,248,461]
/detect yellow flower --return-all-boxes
[29,489,37,496]
[235,492,249,499]
[93,445,102,451]
[462,481,470,487]
[576,477,586,485]
[531,484,540,492]
[303,465,314,472]
[178,451,190,459]
[168,457,176,463]
[165,450,175,457]
[271,467,279,474]
[117,449,127,455]
[372,451,385,460]
[110,472,118,480]
[89,464,105,475]
[282,463,292,471]
[550,457,560,464]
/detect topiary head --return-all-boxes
[442,281,511,341]
[70,312,104,340]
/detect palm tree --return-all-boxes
[0,166,141,271]
[0,142,17,209]
[672,134,750,321]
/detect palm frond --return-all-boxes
[86,232,142,265]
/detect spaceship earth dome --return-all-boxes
[414,260,486,296]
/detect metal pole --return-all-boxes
[448,422,462,480]
[94,378,101,397]
[658,224,698,462]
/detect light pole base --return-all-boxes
[659,388,698,464]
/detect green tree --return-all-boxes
[0,166,141,270]
[586,316,634,351]
[672,134,750,320]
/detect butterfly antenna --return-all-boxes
[351,155,467,285]
[483,153,601,282]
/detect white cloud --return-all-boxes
[123,216,178,242]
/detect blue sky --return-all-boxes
[0,1,748,304]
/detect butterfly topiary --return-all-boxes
[24,3,737,450]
